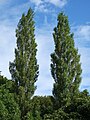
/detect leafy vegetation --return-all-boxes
[0,8,90,120]
[0,76,21,120]
[9,8,39,120]
[51,12,82,109]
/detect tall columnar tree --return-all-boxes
[9,8,39,118]
[51,13,82,108]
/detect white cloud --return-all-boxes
[73,24,90,93]
[30,0,42,6]
[0,23,16,78]
[34,24,54,95]
[30,0,67,12]
[74,25,90,41]
[79,47,90,92]
[35,77,54,95]
[47,0,67,7]
[79,48,90,73]
[35,4,48,12]
[80,78,90,92]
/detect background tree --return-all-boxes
[31,96,54,119]
[9,8,39,119]
[65,90,90,120]
[0,75,21,120]
[51,12,82,108]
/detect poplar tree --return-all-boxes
[9,8,39,118]
[51,13,82,108]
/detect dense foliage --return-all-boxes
[0,75,21,120]
[0,9,90,120]
[51,13,82,109]
[9,8,39,119]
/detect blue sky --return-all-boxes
[0,0,90,95]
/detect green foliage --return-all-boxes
[25,112,34,120]
[51,12,82,108]
[9,8,39,98]
[0,100,8,120]
[74,91,90,120]
[64,90,90,120]
[44,108,69,120]
[68,112,81,120]
[0,76,21,120]
[44,94,90,120]
[0,75,7,85]
[31,96,54,119]
[0,75,15,93]
[9,8,39,119]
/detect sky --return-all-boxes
[0,0,90,95]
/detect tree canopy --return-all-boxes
[51,12,82,108]
[9,8,39,119]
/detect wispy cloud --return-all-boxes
[34,22,54,95]
[30,0,42,6]
[30,0,68,12]
[74,25,90,41]
[0,1,31,78]
[47,0,67,7]
[0,23,15,78]
[72,24,90,93]
[35,4,48,13]
[0,2,30,22]
[80,78,90,92]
